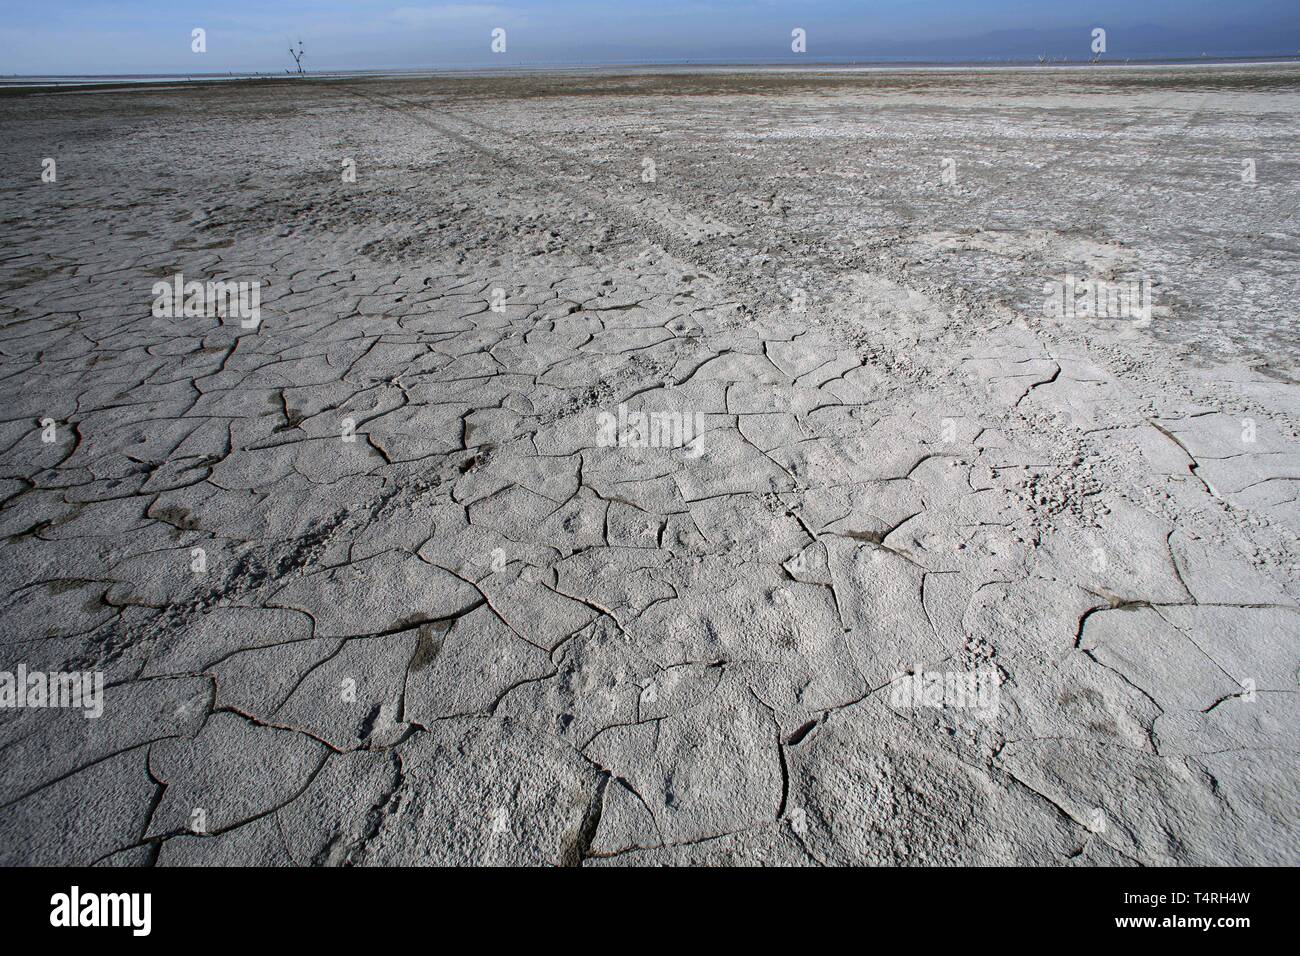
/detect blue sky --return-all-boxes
[2,0,1298,74]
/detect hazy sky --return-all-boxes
[3,0,1299,74]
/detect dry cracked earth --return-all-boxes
[0,66,1297,867]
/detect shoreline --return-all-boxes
[5,55,1300,95]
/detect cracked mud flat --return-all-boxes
[0,66,1296,867]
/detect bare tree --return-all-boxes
[288,39,305,75]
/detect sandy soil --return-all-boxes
[0,65,1296,866]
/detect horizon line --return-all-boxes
[7,51,1300,83]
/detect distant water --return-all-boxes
[4,53,1298,88]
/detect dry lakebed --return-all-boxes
[0,64,1296,866]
